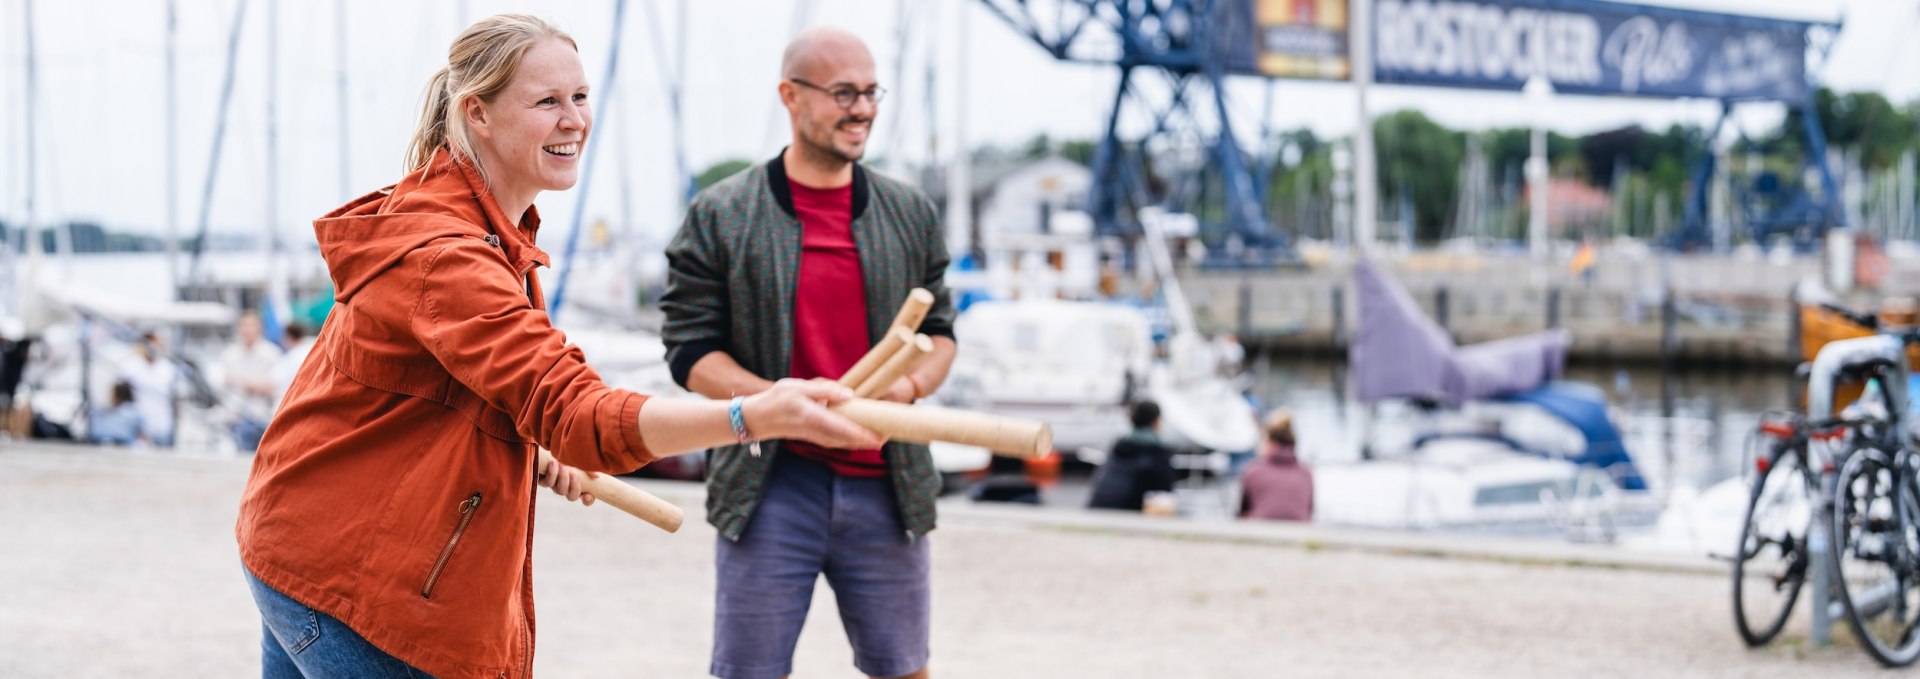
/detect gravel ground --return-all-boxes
[0,443,1887,678]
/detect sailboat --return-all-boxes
[1314,259,1651,538]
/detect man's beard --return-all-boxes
[805,116,870,164]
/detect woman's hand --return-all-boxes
[743,378,886,450]
[537,453,597,506]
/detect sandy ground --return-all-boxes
[0,443,1889,678]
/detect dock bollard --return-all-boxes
[1331,286,1347,347]
[1546,286,1561,330]
[1237,277,1252,340]
[1810,469,1835,646]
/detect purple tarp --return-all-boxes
[1348,259,1568,404]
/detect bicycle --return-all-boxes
[1732,411,1847,646]
[1825,344,1920,667]
[1804,331,1920,667]
[1731,320,1907,650]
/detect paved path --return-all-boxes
[0,443,1886,677]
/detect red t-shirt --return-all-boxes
[784,179,887,477]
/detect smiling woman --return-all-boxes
[235,13,885,679]
[405,15,592,223]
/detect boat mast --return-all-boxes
[549,0,631,324]
[944,0,971,258]
[184,0,251,295]
[22,0,36,264]
[336,0,351,200]
[640,0,691,207]
[165,0,181,289]
[264,0,290,337]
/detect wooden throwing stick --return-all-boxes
[831,398,1052,459]
[536,448,685,533]
[854,333,933,399]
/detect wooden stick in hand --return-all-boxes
[890,288,935,333]
[829,398,1052,459]
[537,449,685,533]
[855,334,933,399]
[839,326,913,390]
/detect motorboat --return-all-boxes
[938,298,1260,461]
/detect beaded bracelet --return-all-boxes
[728,396,761,457]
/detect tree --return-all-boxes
[1779,88,1919,170]
[694,159,753,191]
[1374,110,1464,242]
[1059,139,1097,166]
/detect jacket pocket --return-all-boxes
[421,491,483,599]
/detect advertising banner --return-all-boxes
[1370,0,1811,101]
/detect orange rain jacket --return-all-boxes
[237,148,656,677]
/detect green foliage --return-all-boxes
[1059,139,1097,166]
[694,159,754,191]
[1374,110,1464,241]
[1780,88,1920,170]
[1267,131,1335,240]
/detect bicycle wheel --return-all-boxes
[1732,443,1815,646]
[1833,448,1920,667]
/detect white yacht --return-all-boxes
[938,298,1259,461]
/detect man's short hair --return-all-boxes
[1129,401,1161,430]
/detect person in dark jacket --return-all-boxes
[1088,401,1177,511]
[1240,409,1314,521]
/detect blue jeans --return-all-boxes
[232,416,268,452]
[711,455,931,679]
[245,568,434,678]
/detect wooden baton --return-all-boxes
[536,449,685,533]
[839,326,913,389]
[830,398,1053,459]
[891,288,935,333]
[855,334,934,399]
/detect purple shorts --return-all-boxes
[711,454,931,679]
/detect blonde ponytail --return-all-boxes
[405,67,454,173]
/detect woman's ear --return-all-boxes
[463,96,490,140]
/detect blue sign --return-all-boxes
[1372,0,1813,102]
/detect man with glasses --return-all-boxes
[662,26,956,679]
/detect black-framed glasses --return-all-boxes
[789,78,887,109]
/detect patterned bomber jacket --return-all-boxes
[660,149,957,541]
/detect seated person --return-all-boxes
[1088,401,1176,511]
[970,454,1042,504]
[1240,409,1313,521]
[90,382,142,446]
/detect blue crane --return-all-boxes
[976,0,1296,265]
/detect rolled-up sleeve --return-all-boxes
[411,242,655,474]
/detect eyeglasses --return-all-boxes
[789,78,887,109]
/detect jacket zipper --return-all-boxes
[521,616,533,678]
[422,492,483,599]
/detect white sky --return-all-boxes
[0,0,1914,248]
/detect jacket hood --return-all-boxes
[314,148,548,301]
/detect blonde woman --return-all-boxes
[236,15,881,677]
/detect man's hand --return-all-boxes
[878,376,917,404]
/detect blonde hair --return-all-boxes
[1264,409,1294,446]
[405,14,577,179]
